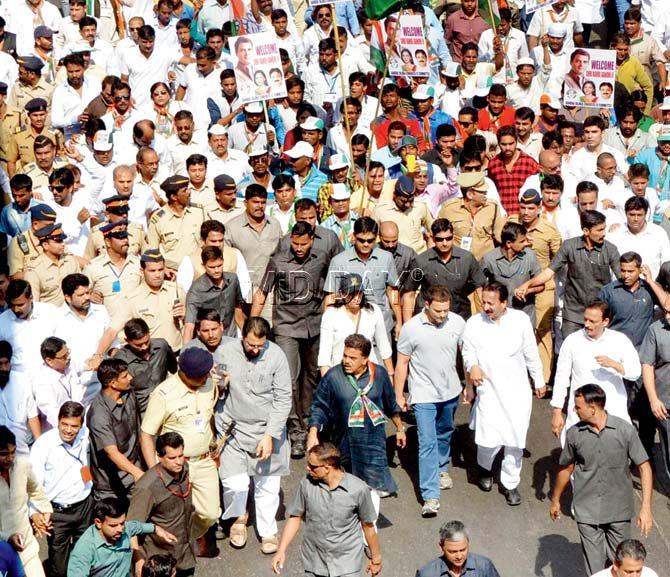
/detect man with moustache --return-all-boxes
[51,53,98,140]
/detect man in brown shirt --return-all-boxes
[127,432,196,575]
[445,0,491,62]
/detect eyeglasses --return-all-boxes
[54,350,70,360]
[249,155,267,163]
[434,235,454,242]
[129,27,141,31]
[459,120,473,127]
[50,185,66,192]
[355,237,375,244]
[306,462,325,470]
[153,90,169,96]
[114,95,130,102]
[462,165,482,172]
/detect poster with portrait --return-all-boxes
[388,14,430,78]
[525,0,561,14]
[309,0,347,5]
[562,48,616,108]
[228,32,287,105]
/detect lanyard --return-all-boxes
[321,70,338,94]
[61,440,86,466]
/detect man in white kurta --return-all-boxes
[551,301,641,443]
[462,283,545,506]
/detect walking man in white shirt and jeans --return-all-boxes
[30,401,92,577]
[395,286,466,518]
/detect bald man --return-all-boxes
[520,150,578,203]
[378,221,417,323]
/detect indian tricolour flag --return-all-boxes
[479,0,506,28]
[370,20,386,73]
[231,0,247,35]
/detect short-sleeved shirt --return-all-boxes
[639,319,670,406]
[24,252,81,306]
[408,246,487,319]
[259,247,329,338]
[86,391,142,497]
[146,204,205,271]
[560,414,648,524]
[113,339,178,414]
[287,473,377,577]
[184,272,243,338]
[598,280,657,348]
[83,254,144,319]
[480,248,541,321]
[141,374,218,458]
[549,237,620,324]
[276,225,344,263]
[508,215,562,288]
[324,247,399,331]
[373,199,434,254]
[397,312,466,404]
[380,243,416,294]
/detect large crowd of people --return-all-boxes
[0,0,669,575]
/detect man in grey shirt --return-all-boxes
[324,217,402,337]
[516,209,620,338]
[549,384,653,575]
[271,443,382,577]
[480,222,541,323]
[215,317,292,554]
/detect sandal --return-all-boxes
[229,521,248,548]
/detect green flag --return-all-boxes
[479,0,501,28]
[365,0,405,21]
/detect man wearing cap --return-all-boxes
[438,171,506,261]
[531,23,572,98]
[413,85,454,149]
[628,126,670,198]
[6,98,58,177]
[321,184,358,249]
[507,49,552,114]
[8,56,53,113]
[84,196,146,260]
[527,0,584,54]
[83,220,143,318]
[228,102,279,156]
[140,347,221,555]
[374,176,434,254]
[297,115,335,175]
[205,174,245,224]
[105,250,186,353]
[205,124,251,185]
[509,189,562,382]
[238,148,275,201]
[31,26,56,84]
[284,141,328,203]
[316,153,363,221]
[7,203,56,279]
[21,136,68,195]
[24,223,80,306]
[147,175,205,273]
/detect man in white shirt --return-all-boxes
[119,24,192,109]
[54,0,87,60]
[30,401,92,577]
[478,7,528,84]
[568,116,628,182]
[0,341,40,455]
[227,102,278,157]
[608,196,670,278]
[68,16,117,76]
[7,0,63,55]
[167,111,207,175]
[176,46,221,130]
[589,152,630,227]
[506,53,552,114]
[32,337,85,431]
[590,539,659,577]
[462,282,545,506]
[0,280,59,374]
[205,124,250,184]
[551,301,641,443]
[527,0,584,54]
[55,274,112,409]
[45,167,90,257]
[531,22,571,98]
[51,53,99,140]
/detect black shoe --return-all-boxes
[505,488,522,506]
[291,439,306,459]
[477,467,493,492]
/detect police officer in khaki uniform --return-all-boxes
[84,221,143,318]
[84,195,146,260]
[140,347,221,556]
[111,250,186,352]
[0,82,23,175]
[24,223,81,305]
[508,189,562,382]
[7,203,57,278]
[147,175,205,272]
[8,56,54,114]
[204,174,245,224]
[20,135,67,193]
[6,98,60,177]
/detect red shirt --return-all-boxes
[371,115,428,153]
[487,150,540,214]
[477,106,516,133]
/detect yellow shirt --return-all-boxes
[84,253,143,318]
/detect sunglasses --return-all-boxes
[129,27,141,31]
[114,95,130,102]
[459,120,473,127]
[355,237,375,244]
[306,462,325,470]
[434,235,454,242]
[50,185,67,192]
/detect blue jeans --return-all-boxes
[414,395,459,501]
[614,0,631,30]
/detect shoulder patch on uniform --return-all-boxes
[188,202,202,209]
[151,210,166,222]
[14,126,22,134]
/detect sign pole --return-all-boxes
[331,4,355,169]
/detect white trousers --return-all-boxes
[476,445,523,490]
[221,473,280,537]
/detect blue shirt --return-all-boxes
[284,165,328,202]
[629,147,670,199]
[415,553,501,577]
[0,541,24,577]
[598,279,657,348]
[67,521,155,577]
[0,200,35,237]
[305,1,360,35]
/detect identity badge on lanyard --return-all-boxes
[107,263,123,293]
[63,443,92,483]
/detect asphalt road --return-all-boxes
[192,397,670,577]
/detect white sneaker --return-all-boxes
[421,498,440,517]
[439,472,453,490]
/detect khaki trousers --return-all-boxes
[188,457,221,538]
[535,287,555,383]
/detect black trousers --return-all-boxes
[48,494,94,577]
[625,377,657,458]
